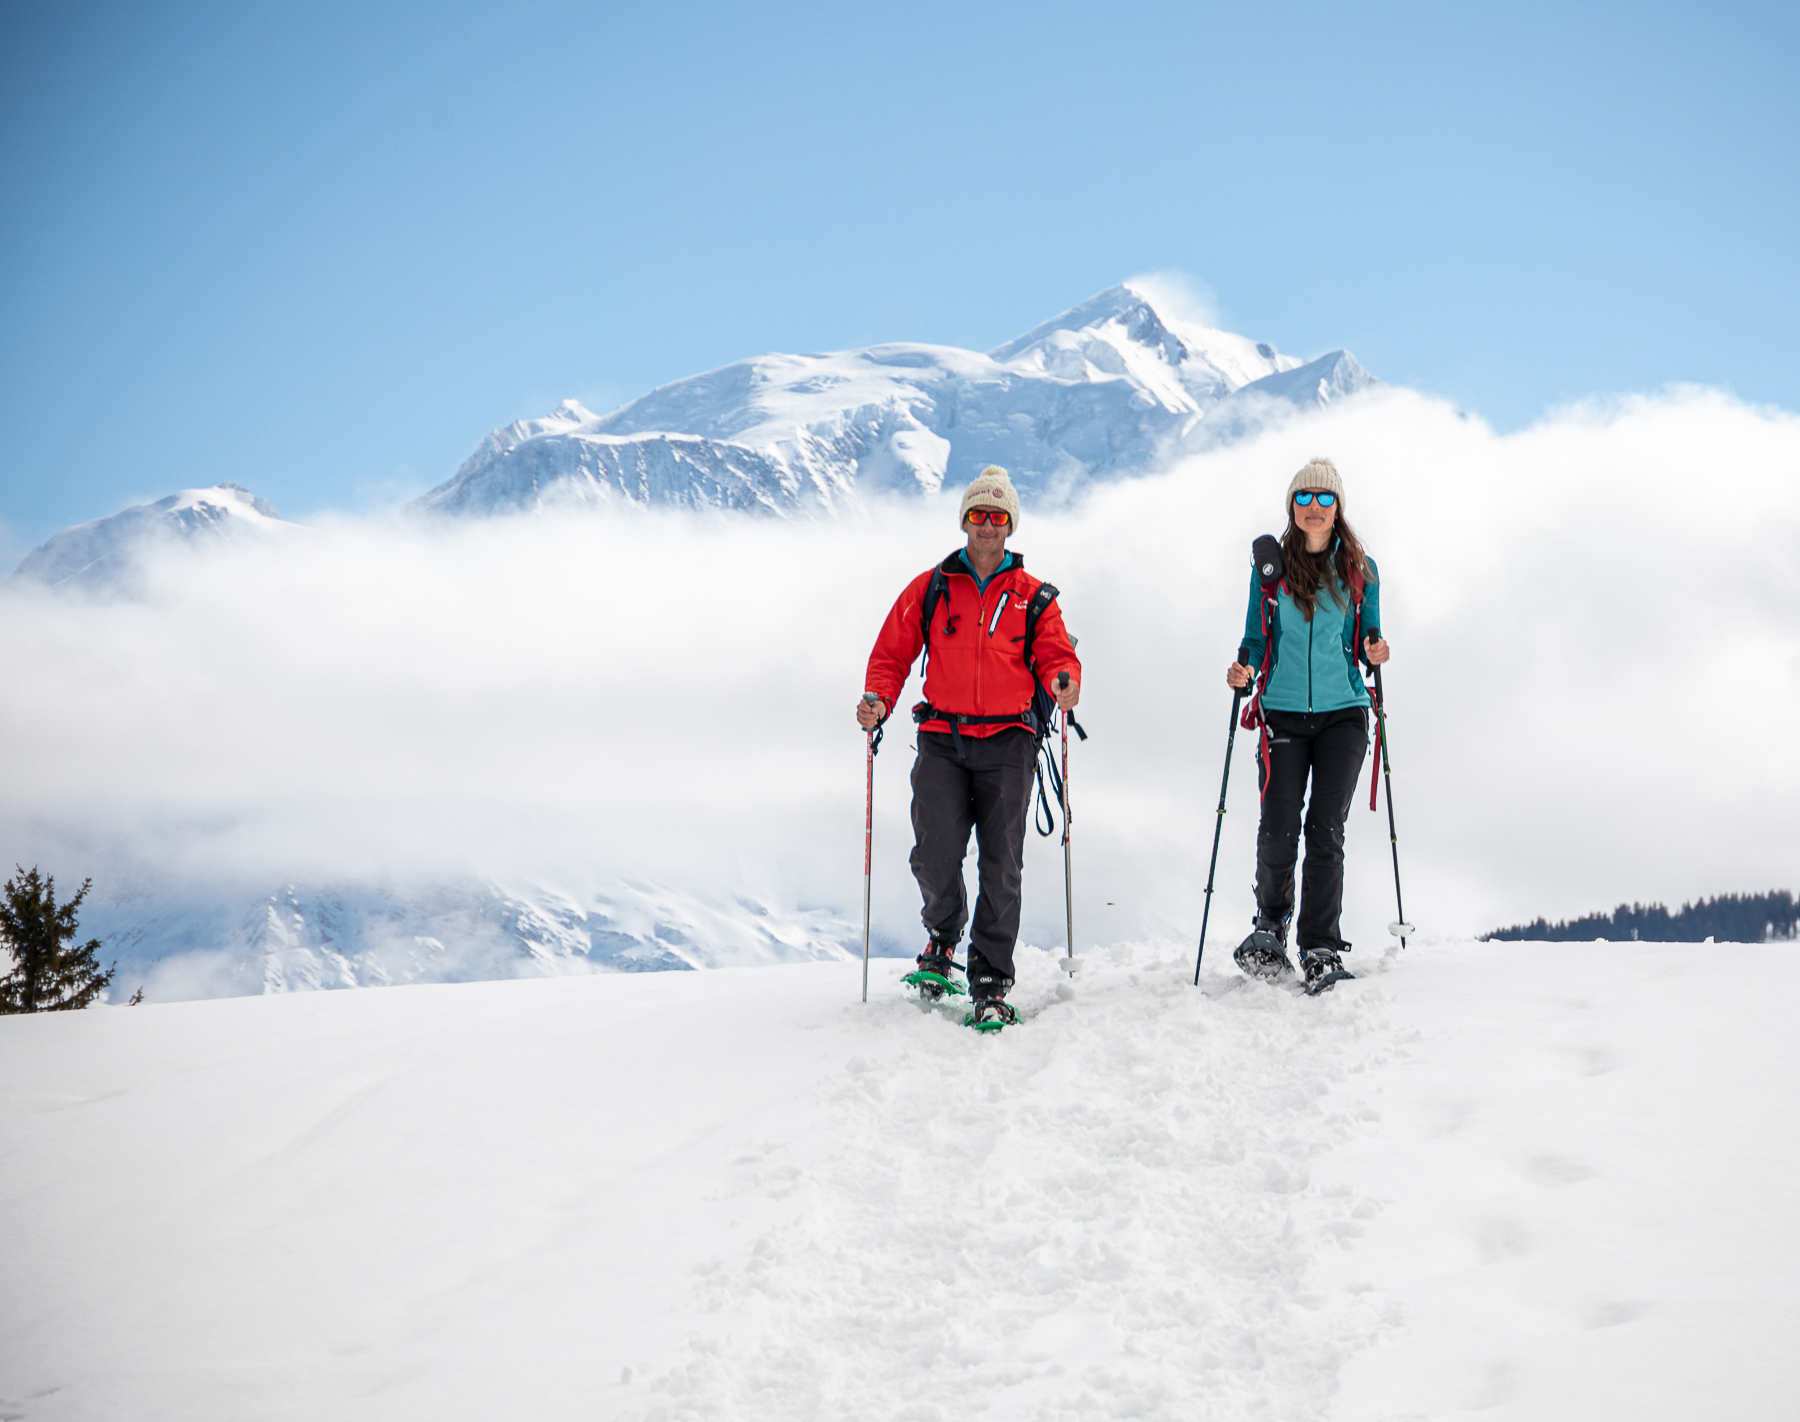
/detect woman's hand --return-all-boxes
[1364,636,1390,666]
[856,696,886,730]
[1226,660,1253,690]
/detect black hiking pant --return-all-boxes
[1254,707,1368,952]
[909,727,1036,984]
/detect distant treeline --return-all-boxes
[1487,891,1798,944]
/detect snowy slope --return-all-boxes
[2,941,1794,1421]
[8,482,291,594]
[1229,348,1378,410]
[413,284,1378,518]
[1195,351,1384,448]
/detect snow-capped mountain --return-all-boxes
[413,284,1381,519]
[11,286,1381,581]
[85,876,867,1002]
[8,482,291,594]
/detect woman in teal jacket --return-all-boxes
[1224,458,1390,991]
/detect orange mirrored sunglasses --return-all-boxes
[965,508,1012,526]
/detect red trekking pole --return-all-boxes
[860,693,883,1002]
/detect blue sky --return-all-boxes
[2,0,1795,550]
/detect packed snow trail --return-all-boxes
[639,943,1397,1420]
[3,941,1797,1421]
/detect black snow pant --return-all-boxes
[1254,707,1369,952]
[909,727,1036,984]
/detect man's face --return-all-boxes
[963,505,1011,558]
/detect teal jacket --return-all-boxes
[1239,551,1380,713]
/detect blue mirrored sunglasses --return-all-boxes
[1293,490,1337,507]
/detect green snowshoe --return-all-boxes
[903,947,967,1000]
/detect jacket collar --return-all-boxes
[938,548,1023,578]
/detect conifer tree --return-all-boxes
[0,867,115,1013]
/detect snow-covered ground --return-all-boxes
[4,938,1795,1421]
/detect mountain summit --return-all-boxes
[413,284,1380,519]
[9,482,290,595]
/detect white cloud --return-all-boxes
[1123,269,1224,332]
[2,383,1796,966]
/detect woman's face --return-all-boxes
[1292,490,1338,548]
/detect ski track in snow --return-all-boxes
[638,943,1403,1421]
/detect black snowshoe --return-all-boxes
[1300,947,1355,996]
[1233,928,1295,982]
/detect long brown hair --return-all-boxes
[1280,499,1376,620]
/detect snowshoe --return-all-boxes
[1233,929,1295,982]
[902,946,967,1000]
[964,997,1020,1033]
[1300,947,1355,996]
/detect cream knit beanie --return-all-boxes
[958,466,1022,530]
[1286,458,1345,505]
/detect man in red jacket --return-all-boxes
[856,467,1082,1026]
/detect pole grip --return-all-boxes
[1056,671,1070,689]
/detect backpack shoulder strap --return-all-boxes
[919,565,951,646]
[1022,581,1059,667]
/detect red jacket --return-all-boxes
[864,551,1081,739]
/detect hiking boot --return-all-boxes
[904,941,966,999]
[967,997,1020,1029]
[966,950,1014,1006]
[1300,947,1354,995]
[1234,928,1294,981]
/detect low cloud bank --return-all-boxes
[2,384,1795,988]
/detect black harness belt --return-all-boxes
[911,701,1040,760]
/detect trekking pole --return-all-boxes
[1193,648,1251,985]
[1366,631,1413,950]
[861,693,883,1002]
[1057,671,1077,977]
